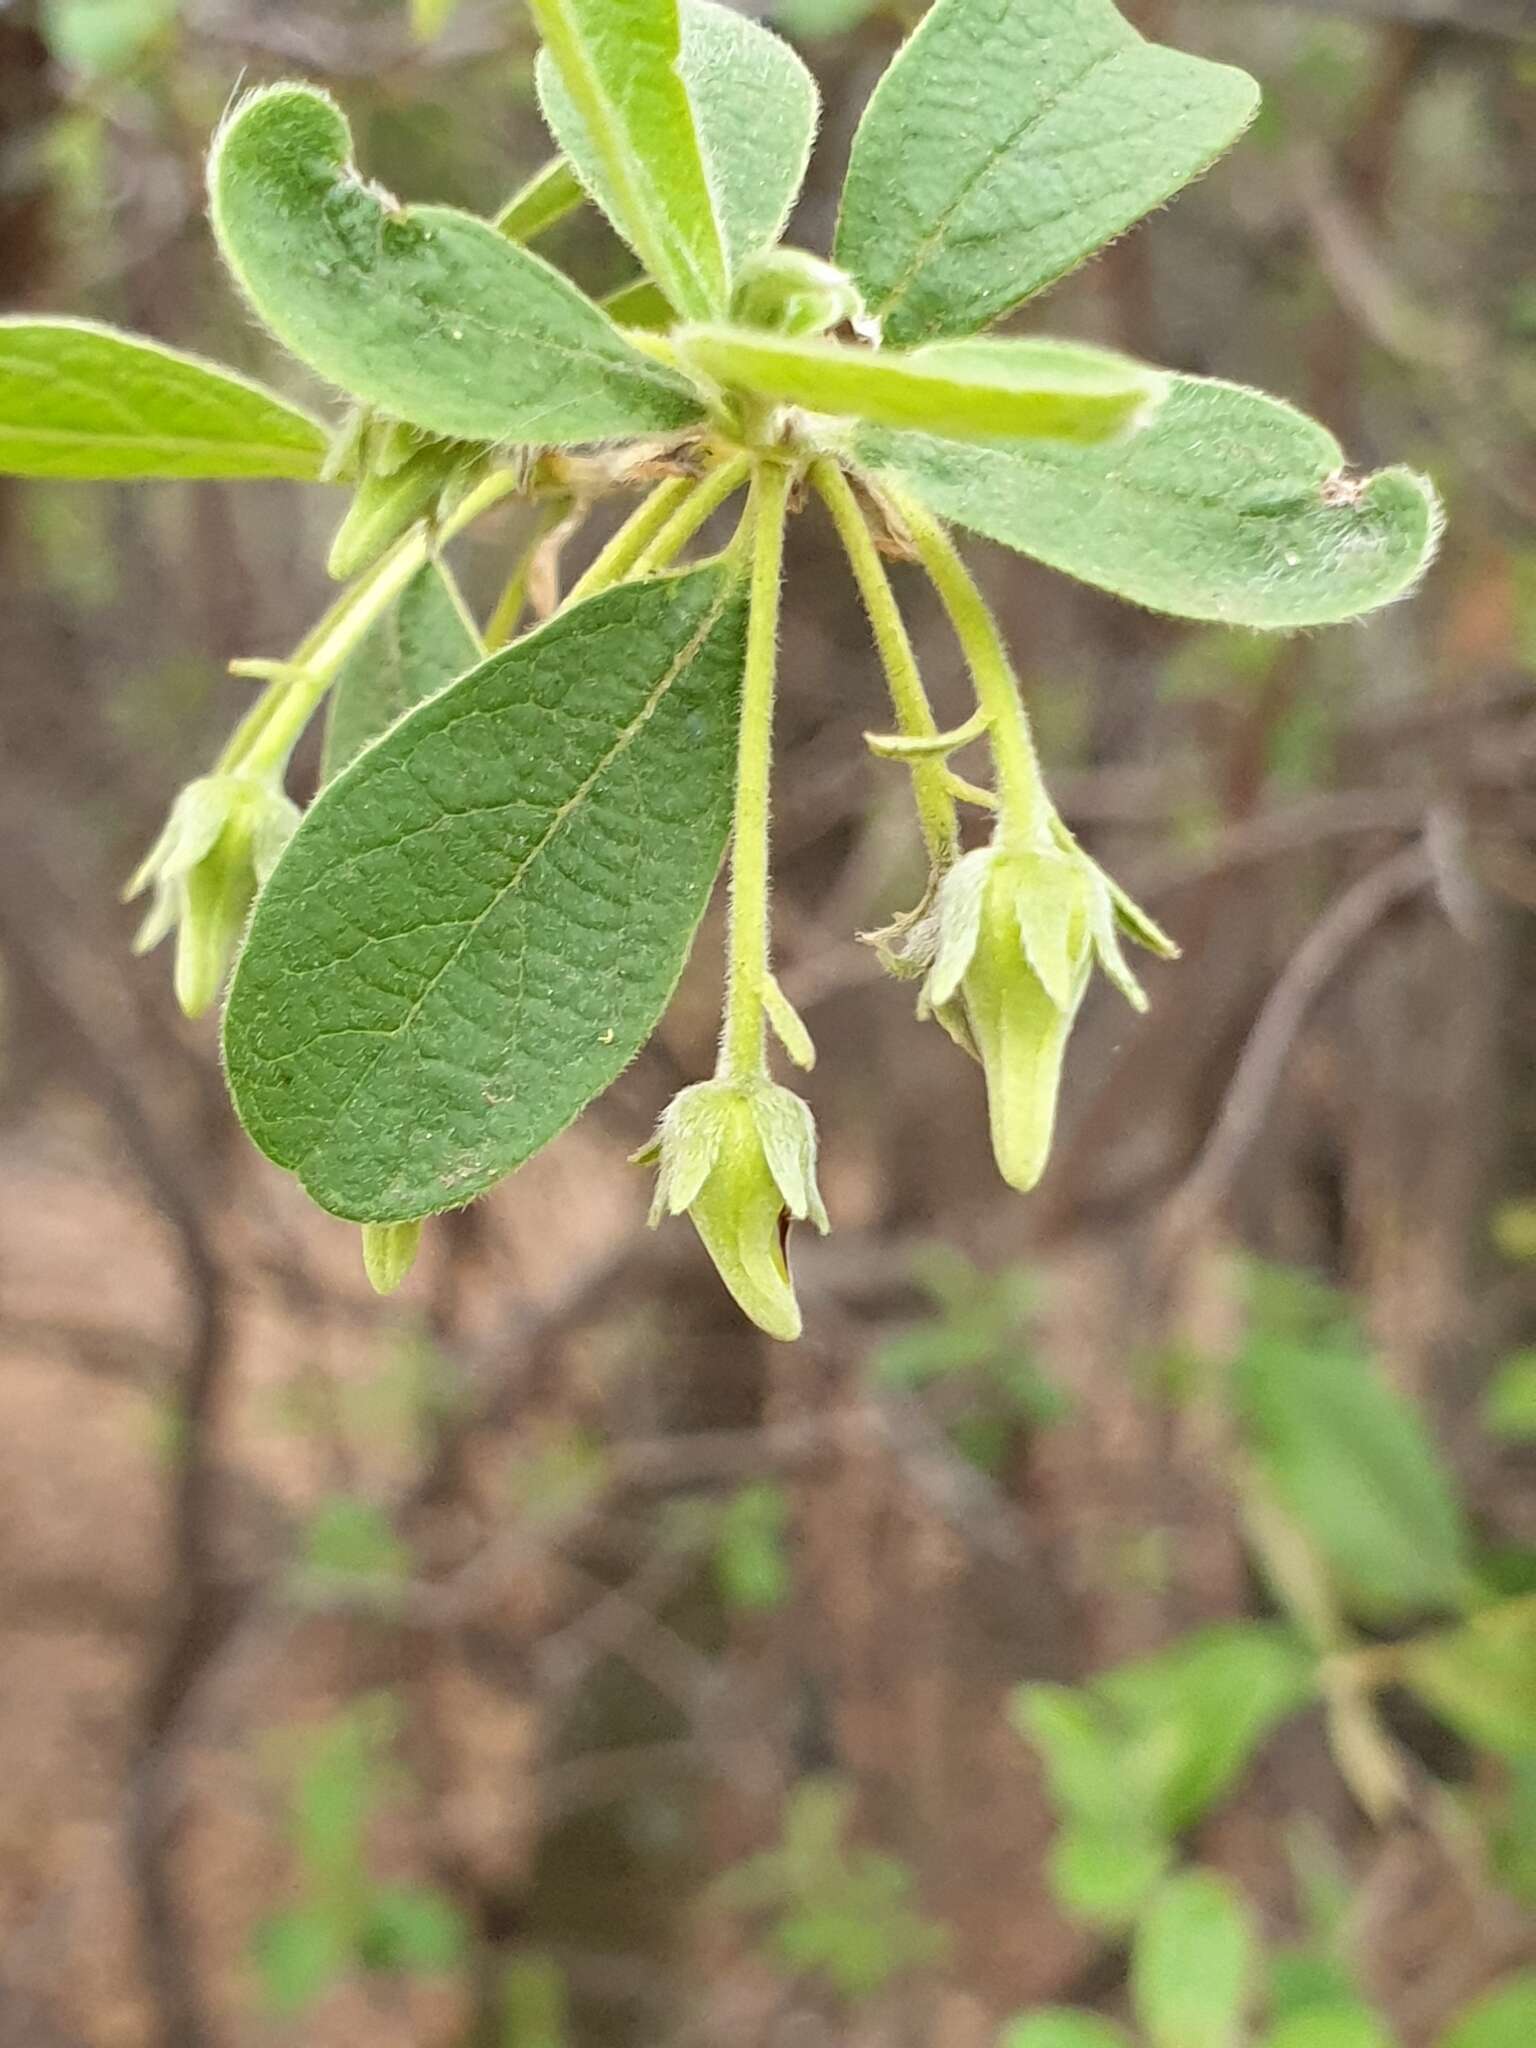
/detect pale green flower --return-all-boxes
[919,834,1175,1192]
[640,1077,830,1341]
[126,772,298,1017]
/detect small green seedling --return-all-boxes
[0,0,1440,1335]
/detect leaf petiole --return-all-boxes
[224,466,527,781]
[720,459,794,1081]
[811,459,959,866]
[891,485,1051,850]
[562,472,700,608]
[628,452,753,578]
[492,156,586,243]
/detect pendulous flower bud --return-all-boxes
[919,835,1175,1192]
[361,1219,423,1296]
[639,1077,830,1341]
[126,773,299,1018]
[730,247,866,340]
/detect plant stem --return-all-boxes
[811,460,959,866]
[562,473,697,610]
[892,487,1050,849]
[720,460,793,1081]
[492,156,584,242]
[630,452,753,577]
[227,466,526,780]
[601,277,673,328]
[239,537,435,776]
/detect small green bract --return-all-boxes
[2,0,1441,1330]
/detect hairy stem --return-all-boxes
[630,452,753,577]
[893,487,1050,848]
[492,156,584,242]
[562,473,698,609]
[720,460,793,1080]
[221,466,525,780]
[811,461,959,866]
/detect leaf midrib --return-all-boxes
[274,573,737,1182]
[859,38,1122,324]
[0,421,318,460]
[316,204,698,428]
[0,328,324,450]
[861,412,1366,532]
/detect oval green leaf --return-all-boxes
[0,318,327,480]
[1401,1597,1536,1757]
[321,561,481,781]
[1233,1334,1473,1620]
[225,566,747,1223]
[1097,1622,1315,1830]
[858,376,1442,627]
[836,0,1260,347]
[683,329,1161,443]
[538,0,818,286]
[208,84,705,446]
[1132,1872,1255,2048]
[528,0,728,319]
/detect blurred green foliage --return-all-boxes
[715,1776,948,1999]
[252,1696,470,2017]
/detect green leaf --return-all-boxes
[528,0,728,319]
[1234,1335,1474,1621]
[715,1483,792,1612]
[224,567,747,1223]
[1401,1597,1536,1757]
[1000,2013,1133,2048]
[858,376,1441,627]
[494,158,586,243]
[1015,1625,1311,1854]
[1132,1872,1254,2048]
[538,0,818,283]
[1267,1959,1363,2024]
[292,1698,396,1887]
[1439,1976,1536,2048]
[1097,1622,1315,1830]
[1476,1544,1536,1601]
[1261,2009,1398,2048]
[1013,1686,1128,1826]
[1048,1821,1168,1926]
[1484,1351,1536,1441]
[359,1885,470,1974]
[208,85,704,445]
[321,562,480,781]
[683,329,1160,442]
[300,1497,409,1583]
[252,1907,349,2017]
[835,0,1260,347]
[0,318,326,480]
